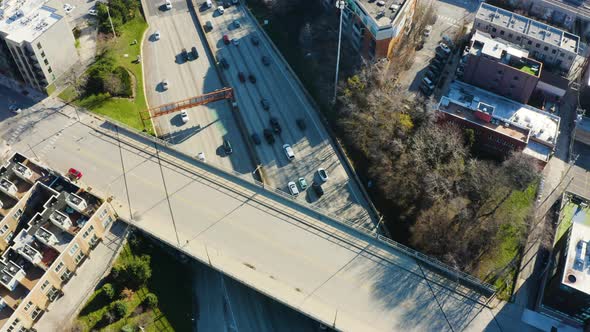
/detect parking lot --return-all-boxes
[141,0,254,174]
[196,1,375,225]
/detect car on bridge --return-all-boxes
[261,56,271,66]
[270,117,281,134]
[260,98,270,111]
[180,110,189,124]
[263,129,274,144]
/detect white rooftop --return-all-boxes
[0,0,62,44]
[446,81,560,147]
[472,30,529,60]
[562,200,590,295]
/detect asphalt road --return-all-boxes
[198,1,374,227]
[142,0,254,175]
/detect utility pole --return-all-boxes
[333,0,346,104]
[105,4,117,39]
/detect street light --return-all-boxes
[333,0,346,104]
[98,1,117,39]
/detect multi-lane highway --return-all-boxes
[197,1,375,227]
[142,0,253,174]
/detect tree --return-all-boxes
[102,310,116,325]
[102,283,115,299]
[126,255,152,288]
[144,293,158,309]
[112,301,128,319]
[502,152,541,191]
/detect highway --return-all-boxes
[0,102,507,332]
[141,0,254,174]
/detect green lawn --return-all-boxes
[76,234,194,331]
[519,65,537,76]
[556,199,590,245]
[61,14,153,134]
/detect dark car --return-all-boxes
[251,36,260,46]
[270,117,281,134]
[219,57,229,69]
[312,182,324,197]
[424,69,436,80]
[251,133,261,145]
[181,48,189,62]
[435,49,449,60]
[296,118,306,131]
[260,98,270,111]
[223,34,230,45]
[261,56,270,66]
[223,139,233,154]
[238,72,245,82]
[248,74,256,83]
[263,129,275,144]
[191,46,199,60]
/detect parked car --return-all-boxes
[232,39,239,46]
[223,34,230,45]
[251,36,260,45]
[223,139,233,154]
[251,133,261,145]
[181,48,189,62]
[219,57,229,69]
[288,181,299,196]
[8,104,21,114]
[197,152,206,162]
[180,110,189,123]
[438,42,451,55]
[88,8,97,16]
[317,168,328,182]
[270,117,281,134]
[261,56,270,66]
[67,168,83,180]
[296,118,306,131]
[154,30,161,40]
[283,144,295,161]
[161,80,169,91]
[164,0,172,10]
[234,20,240,28]
[238,72,246,82]
[205,21,213,31]
[248,74,256,83]
[312,182,324,197]
[260,98,270,111]
[217,5,224,14]
[297,177,308,190]
[263,129,274,144]
[191,46,199,60]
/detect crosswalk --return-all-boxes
[34,117,77,161]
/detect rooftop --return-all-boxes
[476,2,580,54]
[561,196,590,295]
[439,81,560,160]
[351,0,406,28]
[470,31,542,77]
[0,0,63,44]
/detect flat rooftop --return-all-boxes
[476,2,580,54]
[470,31,542,77]
[352,0,406,28]
[442,81,560,148]
[0,0,62,44]
[561,196,590,294]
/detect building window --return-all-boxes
[98,208,108,220]
[24,301,32,311]
[527,40,532,45]
[82,225,94,239]
[513,76,519,80]
[0,225,9,235]
[89,234,99,247]
[516,36,521,41]
[544,46,549,51]
[13,209,23,220]
[552,49,557,54]
[61,269,74,282]
[40,280,50,292]
[74,251,85,265]
[43,59,49,65]
[492,27,497,32]
[476,22,480,27]
[36,42,42,49]
[508,33,513,38]
[54,261,64,273]
[69,243,79,256]
[31,306,42,320]
[6,232,14,242]
[569,55,574,60]
[47,67,52,74]
[500,30,505,35]
[497,70,503,75]
[560,52,565,57]
[535,43,540,48]
[40,51,45,58]
[102,215,113,228]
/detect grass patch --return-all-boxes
[519,65,537,76]
[62,13,153,135]
[45,83,56,96]
[477,184,537,300]
[58,86,77,103]
[76,233,193,331]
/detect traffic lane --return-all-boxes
[0,85,37,121]
[194,263,226,331]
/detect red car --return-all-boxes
[238,72,245,83]
[67,168,82,180]
[223,34,230,45]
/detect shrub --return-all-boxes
[102,310,116,324]
[144,293,158,309]
[126,255,151,288]
[120,287,134,300]
[102,283,115,299]
[112,301,128,319]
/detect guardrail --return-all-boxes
[70,103,495,298]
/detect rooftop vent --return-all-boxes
[66,193,87,213]
[13,162,32,182]
[0,178,17,197]
[568,274,577,283]
[50,210,72,231]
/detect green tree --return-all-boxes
[112,301,128,319]
[127,255,152,288]
[102,283,115,299]
[144,293,158,309]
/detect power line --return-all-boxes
[153,142,181,246]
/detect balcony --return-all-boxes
[66,193,87,213]
[35,227,58,247]
[0,179,17,198]
[49,211,72,231]
[13,163,33,183]
[17,244,42,265]
[0,261,25,292]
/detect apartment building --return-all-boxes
[0,0,79,92]
[321,0,416,60]
[437,81,560,165]
[473,2,580,72]
[541,194,590,327]
[0,152,117,332]
[463,31,542,104]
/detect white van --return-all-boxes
[422,76,434,89]
[164,0,172,10]
[217,5,224,14]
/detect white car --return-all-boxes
[283,144,295,161]
[438,42,451,54]
[63,3,75,13]
[317,168,328,182]
[217,6,224,14]
[154,30,161,40]
[288,181,299,196]
[165,0,172,10]
[180,110,189,123]
[197,152,206,162]
[8,104,21,114]
[161,80,168,91]
[88,9,97,16]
